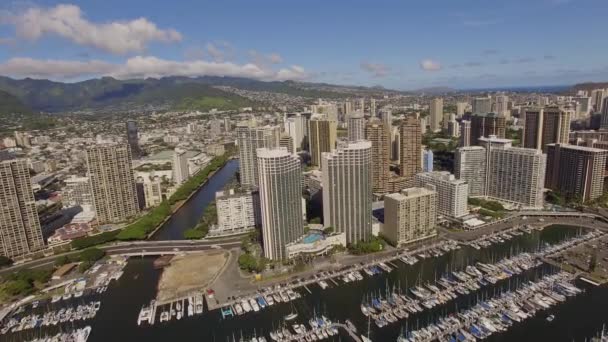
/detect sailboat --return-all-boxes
[284,301,298,321]
[361,314,372,342]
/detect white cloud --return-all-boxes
[420,59,442,71]
[0,56,309,81]
[248,50,284,66]
[1,4,182,54]
[360,61,390,77]
[0,57,115,78]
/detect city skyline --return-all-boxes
[0,1,606,89]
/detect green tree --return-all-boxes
[79,248,105,263]
[0,256,13,268]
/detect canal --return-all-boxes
[6,225,608,342]
[150,159,239,241]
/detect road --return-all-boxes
[0,236,244,276]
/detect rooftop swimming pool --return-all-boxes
[302,232,324,244]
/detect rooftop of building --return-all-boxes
[256,147,292,158]
[387,186,436,200]
[547,143,608,153]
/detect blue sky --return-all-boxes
[0,0,607,89]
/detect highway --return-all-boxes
[0,236,244,276]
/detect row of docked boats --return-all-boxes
[268,315,339,342]
[24,326,91,342]
[231,289,301,317]
[361,252,542,328]
[540,229,604,256]
[1,301,100,335]
[467,229,526,250]
[396,271,582,342]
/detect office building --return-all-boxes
[347,112,366,142]
[236,123,280,188]
[284,113,311,150]
[522,106,570,150]
[430,98,443,132]
[455,146,486,196]
[63,176,92,208]
[0,159,45,257]
[322,141,373,244]
[415,171,469,218]
[173,148,189,184]
[224,117,231,132]
[447,115,460,138]
[257,148,304,260]
[365,119,390,194]
[215,189,260,233]
[126,120,141,158]
[472,96,492,114]
[470,113,506,145]
[545,144,608,202]
[399,116,422,180]
[422,149,434,172]
[309,115,337,166]
[381,186,437,246]
[141,178,163,208]
[85,144,139,224]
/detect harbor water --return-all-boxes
[7,224,607,342]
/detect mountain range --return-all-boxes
[0,76,360,114]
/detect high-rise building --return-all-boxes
[63,176,92,208]
[601,98,608,130]
[0,159,45,258]
[447,114,460,137]
[545,144,608,202]
[454,146,486,196]
[391,126,400,162]
[126,120,141,158]
[215,189,260,233]
[257,148,303,260]
[415,171,469,218]
[284,113,311,150]
[591,89,607,113]
[381,186,437,246]
[173,148,189,184]
[224,117,231,132]
[430,98,443,132]
[480,136,546,208]
[379,109,392,130]
[365,119,390,194]
[359,98,365,112]
[236,123,280,188]
[522,106,570,150]
[422,149,434,172]
[279,133,295,154]
[347,112,366,142]
[309,115,337,166]
[322,141,373,244]
[370,98,377,117]
[495,94,509,117]
[456,102,468,117]
[460,120,471,147]
[470,113,506,145]
[472,96,492,114]
[86,144,139,224]
[399,116,422,181]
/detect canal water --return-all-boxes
[7,224,606,342]
[150,159,239,241]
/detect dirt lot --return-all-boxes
[157,250,228,302]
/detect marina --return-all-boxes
[396,271,582,342]
[3,223,608,342]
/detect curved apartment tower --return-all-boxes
[322,141,373,244]
[257,148,303,260]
